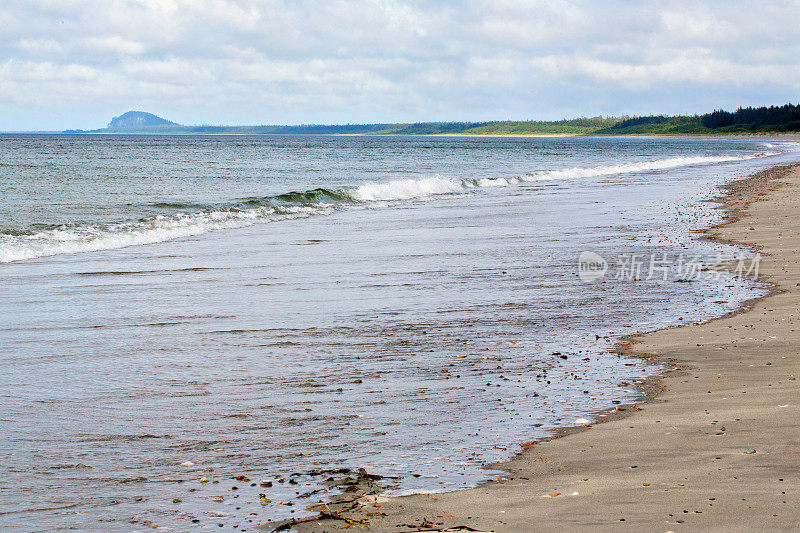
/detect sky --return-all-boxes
[1,0,799,131]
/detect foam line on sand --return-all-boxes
[287,162,800,532]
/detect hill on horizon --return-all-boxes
[108,111,178,129]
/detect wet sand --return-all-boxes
[289,162,800,531]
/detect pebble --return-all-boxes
[743,448,757,454]
[200,477,209,483]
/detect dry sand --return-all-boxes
[289,163,800,532]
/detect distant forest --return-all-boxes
[595,103,800,135]
[65,103,800,136]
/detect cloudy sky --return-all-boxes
[1,0,799,130]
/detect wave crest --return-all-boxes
[0,150,782,263]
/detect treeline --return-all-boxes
[593,115,701,135]
[701,104,800,131]
[375,122,490,135]
[596,103,800,135]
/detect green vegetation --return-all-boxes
[65,103,800,136]
[459,117,621,135]
[592,115,706,135]
[700,104,800,132]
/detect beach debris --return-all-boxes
[547,492,561,497]
[200,477,209,483]
[235,475,250,481]
[743,448,757,454]
[172,498,182,503]
[573,418,591,425]
[572,491,579,496]
[260,480,273,487]
[180,461,194,466]
[398,518,437,529]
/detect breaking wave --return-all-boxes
[0,151,782,263]
[0,206,332,263]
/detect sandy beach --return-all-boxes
[291,162,800,532]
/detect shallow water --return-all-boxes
[1,135,798,530]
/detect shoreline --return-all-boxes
[287,161,800,531]
[5,132,800,140]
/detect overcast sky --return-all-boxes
[1,0,799,130]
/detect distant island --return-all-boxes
[64,104,800,136]
[108,111,177,129]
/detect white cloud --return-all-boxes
[0,0,799,130]
[81,36,147,55]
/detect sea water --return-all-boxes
[1,135,798,530]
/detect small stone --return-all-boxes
[172,498,182,503]
[200,477,209,483]
[260,481,272,488]
[743,448,756,454]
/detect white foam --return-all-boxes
[0,205,329,263]
[351,176,470,201]
[521,153,779,183]
[350,153,780,203]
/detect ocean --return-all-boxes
[1,134,798,530]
